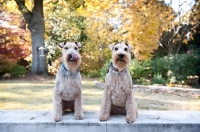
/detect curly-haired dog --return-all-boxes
[53,42,83,122]
[100,42,138,123]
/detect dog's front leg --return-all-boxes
[125,94,137,123]
[74,93,84,120]
[53,87,62,122]
[99,87,111,121]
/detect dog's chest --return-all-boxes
[110,80,131,107]
[61,79,81,101]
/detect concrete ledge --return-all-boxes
[1,111,200,132]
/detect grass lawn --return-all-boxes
[0,78,200,111]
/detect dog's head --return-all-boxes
[59,42,82,72]
[108,42,133,71]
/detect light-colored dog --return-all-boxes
[100,42,138,123]
[53,42,83,122]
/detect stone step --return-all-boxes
[0,110,200,132]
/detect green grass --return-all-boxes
[0,78,200,111]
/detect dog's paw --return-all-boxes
[136,110,139,118]
[54,117,61,122]
[126,117,136,123]
[75,115,84,120]
[99,116,108,122]
[99,118,107,122]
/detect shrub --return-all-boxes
[0,55,17,74]
[133,77,150,85]
[166,54,200,83]
[83,71,101,78]
[154,57,169,79]
[100,60,111,82]
[0,10,31,75]
[48,57,62,76]
[99,54,200,85]
[128,59,153,80]
[152,73,168,85]
[8,64,26,77]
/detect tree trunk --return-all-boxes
[15,0,47,74]
[31,30,47,74]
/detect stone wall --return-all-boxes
[94,81,200,98]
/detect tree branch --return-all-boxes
[157,39,168,52]
[15,0,32,24]
[33,0,43,15]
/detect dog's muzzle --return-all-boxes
[69,54,78,61]
[118,54,124,59]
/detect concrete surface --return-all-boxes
[0,110,200,132]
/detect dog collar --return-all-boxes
[110,62,119,72]
[61,63,79,79]
[62,63,68,71]
[110,62,126,72]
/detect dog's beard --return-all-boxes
[113,55,130,71]
[64,53,81,72]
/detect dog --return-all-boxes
[53,42,84,122]
[99,42,138,123]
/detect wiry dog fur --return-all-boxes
[100,42,138,123]
[53,42,84,122]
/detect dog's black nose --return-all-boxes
[119,54,124,58]
[69,54,72,59]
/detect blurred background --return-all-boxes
[0,0,200,87]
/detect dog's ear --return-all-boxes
[59,42,67,48]
[127,44,134,50]
[125,42,134,50]
[74,42,82,48]
[108,44,115,50]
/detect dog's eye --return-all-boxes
[124,48,128,51]
[75,47,78,50]
[114,47,118,51]
[64,47,68,50]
